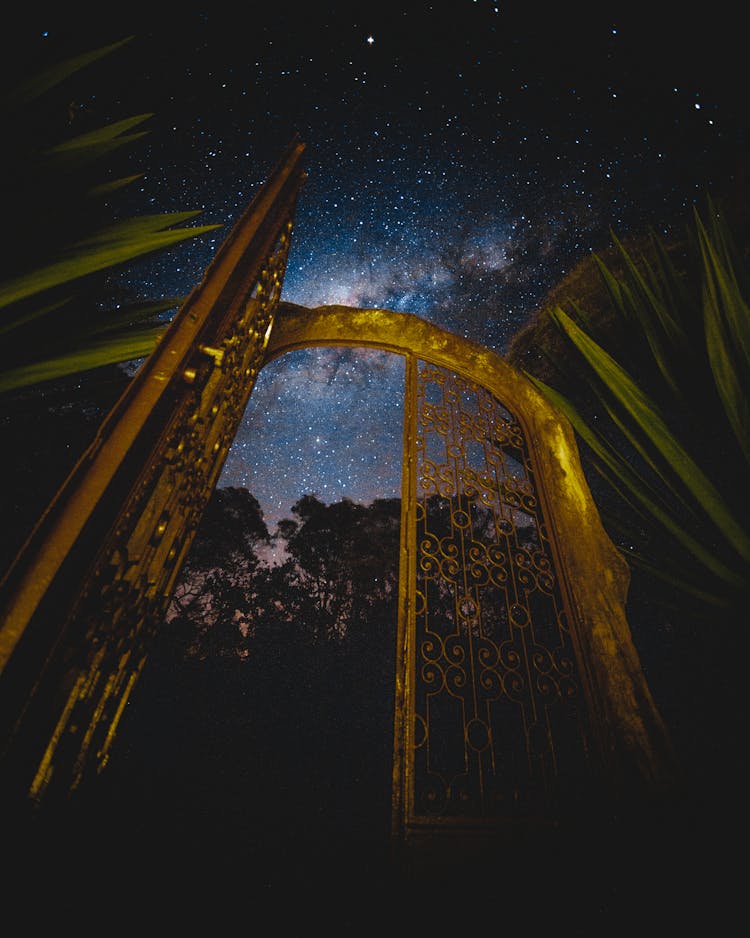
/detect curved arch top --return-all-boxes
[267,302,535,408]
[265,302,677,792]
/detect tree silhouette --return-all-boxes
[167,486,271,659]
[107,489,402,888]
[277,494,401,645]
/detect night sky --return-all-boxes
[9,5,747,530]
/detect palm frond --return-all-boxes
[0,326,167,394]
[546,305,750,566]
[529,204,750,616]
[525,371,747,589]
[2,37,135,112]
[47,114,155,154]
[0,37,225,393]
[0,222,220,314]
[696,211,750,468]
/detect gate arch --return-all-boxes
[263,304,676,847]
[0,136,675,841]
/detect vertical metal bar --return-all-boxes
[391,351,417,841]
[0,137,306,808]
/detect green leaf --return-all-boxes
[0,222,221,312]
[73,212,210,248]
[614,544,734,612]
[547,306,750,565]
[2,37,135,112]
[525,370,749,589]
[608,234,687,399]
[88,174,145,198]
[85,297,184,336]
[696,211,750,467]
[43,132,152,174]
[0,294,73,338]
[47,114,154,153]
[0,325,165,393]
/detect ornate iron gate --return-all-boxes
[0,137,306,809]
[262,307,677,853]
[0,138,674,841]
[407,361,593,825]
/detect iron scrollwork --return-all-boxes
[0,138,306,807]
[409,362,593,825]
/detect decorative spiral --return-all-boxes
[419,474,437,495]
[438,537,460,560]
[478,666,503,698]
[553,649,575,676]
[515,568,535,590]
[514,548,532,568]
[420,636,444,661]
[452,508,471,530]
[419,532,440,555]
[477,639,500,669]
[520,493,538,512]
[487,544,506,567]
[444,634,466,662]
[469,561,490,587]
[537,572,555,593]
[532,550,552,572]
[436,466,457,497]
[418,554,438,575]
[478,488,495,508]
[499,641,521,670]
[438,558,461,581]
[420,661,446,690]
[559,676,579,699]
[467,541,488,564]
[489,565,508,587]
[536,673,558,698]
[446,663,468,694]
[502,670,526,701]
[531,646,553,674]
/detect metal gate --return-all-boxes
[263,306,677,855]
[0,138,674,835]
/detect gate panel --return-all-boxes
[0,138,306,808]
[407,360,592,830]
[265,306,677,847]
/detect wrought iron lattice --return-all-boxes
[0,137,306,808]
[409,361,593,824]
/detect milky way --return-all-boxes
[219,347,405,526]
[10,5,745,533]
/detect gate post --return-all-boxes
[0,137,306,809]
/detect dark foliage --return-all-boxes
[87,491,402,897]
[0,364,131,573]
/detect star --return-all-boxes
[10,8,743,532]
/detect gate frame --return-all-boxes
[263,302,677,843]
[0,134,676,829]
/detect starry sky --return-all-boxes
[9,4,747,530]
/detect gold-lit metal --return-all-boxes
[265,304,677,851]
[406,362,592,833]
[0,137,307,807]
[0,150,675,858]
